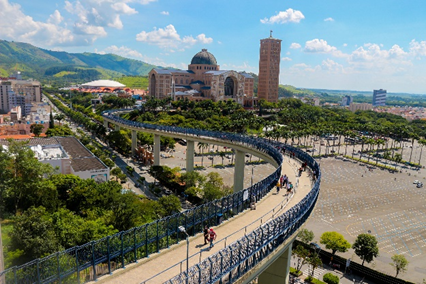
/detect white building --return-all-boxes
[0,137,110,182]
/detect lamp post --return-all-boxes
[178,226,189,284]
[251,164,257,187]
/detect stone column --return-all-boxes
[258,243,292,284]
[154,134,161,166]
[234,150,245,192]
[131,130,137,157]
[186,140,194,172]
[115,124,120,131]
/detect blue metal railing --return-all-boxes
[0,109,297,284]
[165,147,320,283]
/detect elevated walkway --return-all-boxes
[96,155,313,283]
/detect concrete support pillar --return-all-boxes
[131,130,137,157]
[154,134,161,166]
[233,150,245,192]
[258,243,292,284]
[103,120,108,130]
[186,140,194,172]
[115,124,120,131]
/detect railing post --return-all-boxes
[13,267,17,284]
[156,221,160,253]
[208,258,213,282]
[145,225,149,258]
[219,251,224,284]
[166,218,169,248]
[134,228,138,263]
[121,233,125,268]
[36,259,40,284]
[176,215,180,245]
[91,242,97,282]
[57,252,61,284]
[76,247,80,284]
[107,237,111,275]
[192,211,195,236]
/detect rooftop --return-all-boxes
[81,80,125,88]
[71,157,106,172]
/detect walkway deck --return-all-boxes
[93,155,314,284]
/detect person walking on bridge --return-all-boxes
[209,228,217,248]
[203,225,209,245]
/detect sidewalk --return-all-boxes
[95,155,314,284]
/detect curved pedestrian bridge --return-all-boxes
[0,109,320,284]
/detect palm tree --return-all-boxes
[418,139,426,167]
[408,134,419,164]
[54,113,65,125]
[198,142,208,167]
[219,152,226,165]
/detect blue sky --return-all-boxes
[1,0,426,94]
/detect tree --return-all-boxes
[320,232,351,256]
[352,233,379,265]
[54,113,65,125]
[202,172,231,202]
[45,125,73,137]
[292,244,310,272]
[307,253,322,278]
[49,111,55,128]
[6,140,57,213]
[297,228,314,244]
[390,254,409,277]
[157,195,182,217]
[10,206,61,264]
[30,123,44,137]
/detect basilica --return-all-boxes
[148,49,254,106]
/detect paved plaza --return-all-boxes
[306,156,426,283]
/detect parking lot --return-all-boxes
[306,157,426,283]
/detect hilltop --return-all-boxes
[0,40,157,85]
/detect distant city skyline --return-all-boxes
[1,0,426,94]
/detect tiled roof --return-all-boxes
[71,157,107,172]
[56,137,92,158]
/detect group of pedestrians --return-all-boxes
[277,174,293,194]
[203,226,217,248]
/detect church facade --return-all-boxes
[148,49,254,106]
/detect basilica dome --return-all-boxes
[191,49,217,65]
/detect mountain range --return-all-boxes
[0,39,157,85]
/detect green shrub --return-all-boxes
[305,276,326,284]
[323,273,339,284]
[290,267,302,276]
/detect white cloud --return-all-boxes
[103,45,143,58]
[63,0,143,37]
[196,34,213,44]
[48,10,64,25]
[343,43,348,47]
[281,57,292,61]
[289,43,301,49]
[136,24,213,51]
[222,62,256,72]
[304,39,347,57]
[139,0,157,4]
[409,40,426,56]
[261,8,305,24]
[321,59,344,73]
[324,17,334,22]
[0,0,78,46]
[160,11,169,15]
[111,3,138,15]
